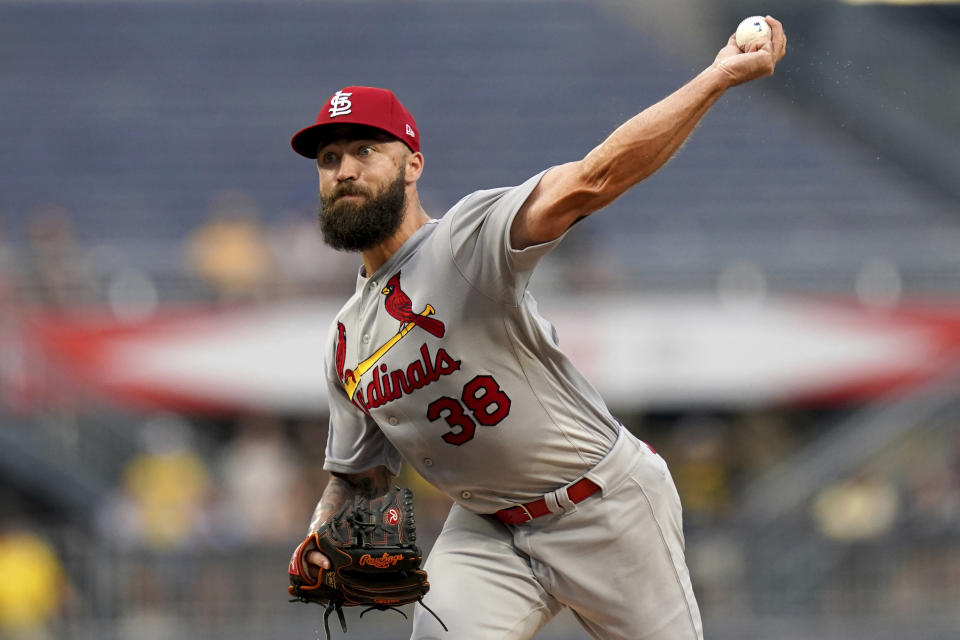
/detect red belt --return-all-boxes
[495,478,601,525]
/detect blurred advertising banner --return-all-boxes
[14,295,960,414]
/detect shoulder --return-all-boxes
[440,171,551,229]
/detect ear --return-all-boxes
[404,151,424,184]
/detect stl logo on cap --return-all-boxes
[329,90,353,118]
[290,86,420,158]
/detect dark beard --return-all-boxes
[318,169,406,252]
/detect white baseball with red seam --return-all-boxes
[735,16,771,51]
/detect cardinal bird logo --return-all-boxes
[337,271,448,404]
[381,272,445,338]
[335,322,355,384]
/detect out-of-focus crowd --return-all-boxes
[91,411,450,551]
[0,409,454,639]
[0,194,445,638]
[0,192,358,318]
[3,403,959,637]
[97,413,328,551]
[2,196,960,637]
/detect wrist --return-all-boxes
[703,63,736,92]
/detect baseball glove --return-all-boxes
[288,487,446,638]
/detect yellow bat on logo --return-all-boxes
[344,305,436,400]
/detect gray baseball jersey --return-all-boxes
[322,170,621,514]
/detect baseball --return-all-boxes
[735,16,771,51]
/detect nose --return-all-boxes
[336,153,361,182]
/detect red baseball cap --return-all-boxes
[290,86,420,158]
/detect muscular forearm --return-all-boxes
[306,466,395,532]
[512,67,732,248]
[580,66,729,204]
[580,19,786,204]
[511,20,785,249]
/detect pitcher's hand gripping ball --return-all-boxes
[736,16,772,51]
[288,487,447,638]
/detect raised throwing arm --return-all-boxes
[510,16,787,250]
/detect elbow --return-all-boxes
[574,159,621,213]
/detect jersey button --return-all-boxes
[388,416,399,426]
[460,490,472,500]
[363,334,371,344]
[423,458,433,467]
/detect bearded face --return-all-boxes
[318,165,407,252]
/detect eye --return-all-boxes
[320,151,338,165]
[358,145,374,156]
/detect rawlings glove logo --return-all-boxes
[359,552,404,568]
[386,507,401,525]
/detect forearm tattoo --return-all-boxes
[352,467,394,498]
[308,476,354,532]
[307,467,395,532]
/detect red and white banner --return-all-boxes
[15,295,960,414]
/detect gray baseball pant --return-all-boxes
[411,426,703,640]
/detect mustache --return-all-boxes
[331,183,371,200]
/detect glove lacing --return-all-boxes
[317,598,448,640]
[322,601,347,640]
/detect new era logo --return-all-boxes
[329,90,353,118]
[405,124,415,138]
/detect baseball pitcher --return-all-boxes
[288,17,787,640]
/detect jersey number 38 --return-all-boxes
[426,375,512,446]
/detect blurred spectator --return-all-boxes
[730,410,796,479]
[285,419,331,534]
[116,563,187,640]
[100,413,214,550]
[811,471,900,541]
[20,204,102,310]
[0,525,66,639]
[268,210,356,298]
[666,415,733,527]
[215,414,301,544]
[901,457,960,535]
[684,532,747,616]
[184,191,276,303]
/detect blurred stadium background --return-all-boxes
[1,0,959,638]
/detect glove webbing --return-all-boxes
[344,494,415,546]
[347,508,384,546]
[317,597,448,640]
